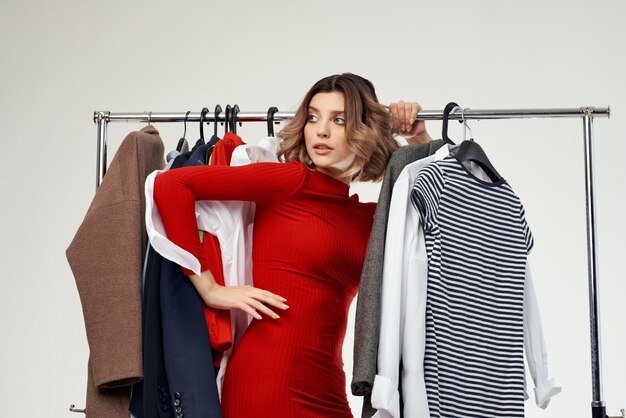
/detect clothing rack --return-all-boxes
[93,106,614,418]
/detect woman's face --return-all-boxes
[304,91,356,183]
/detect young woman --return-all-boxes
[153,73,431,417]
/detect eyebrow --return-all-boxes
[308,106,345,115]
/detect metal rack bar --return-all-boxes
[93,107,610,190]
[93,105,611,417]
[95,107,610,124]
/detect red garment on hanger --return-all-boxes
[201,132,246,366]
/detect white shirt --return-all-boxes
[371,145,560,418]
[144,136,281,395]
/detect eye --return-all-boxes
[334,117,346,125]
[307,114,318,122]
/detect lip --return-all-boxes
[312,143,333,155]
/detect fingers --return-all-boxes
[409,102,421,128]
[389,102,401,133]
[241,286,289,320]
[397,101,409,132]
[390,101,423,133]
[202,283,290,320]
[401,101,411,131]
[244,286,289,309]
[247,298,281,319]
[239,303,264,320]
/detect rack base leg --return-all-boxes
[592,405,607,418]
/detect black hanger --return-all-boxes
[267,107,279,136]
[224,105,232,133]
[445,105,502,182]
[230,104,240,134]
[441,102,459,145]
[214,105,223,137]
[176,111,191,152]
[199,107,210,142]
[453,140,502,182]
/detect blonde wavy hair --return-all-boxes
[277,73,398,182]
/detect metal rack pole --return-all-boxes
[581,108,607,418]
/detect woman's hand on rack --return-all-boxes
[188,269,289,320]
[389,101,432,144]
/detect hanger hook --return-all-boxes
[199,107,209,140]
[460,107,474,142]
[224,105,232,133]
[441,102,459,145]
[69,404,86,414]
[147,111,152,126]
[183,110,191,139]
[231,104,240,134]
[267,106,279,136]
[214,105,222,137]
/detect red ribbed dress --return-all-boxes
[154,160,375,418]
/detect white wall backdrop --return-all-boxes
[0,0,624,417]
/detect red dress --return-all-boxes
[154,160,376,418]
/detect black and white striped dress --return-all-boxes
[411,157,533,418]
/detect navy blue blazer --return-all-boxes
[130,138,222,418]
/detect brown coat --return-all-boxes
[67,126,164,417]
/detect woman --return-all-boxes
[154,73,431,417]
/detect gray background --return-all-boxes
[0,0,624,416]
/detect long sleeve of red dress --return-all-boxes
[154,161,307,274]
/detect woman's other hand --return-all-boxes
[389,101,432,144]
[189,270,289,320]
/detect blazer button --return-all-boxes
[174,399,180,406]
[174,392,182,399]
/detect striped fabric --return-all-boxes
[411,157,533,418]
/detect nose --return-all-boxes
[317,119,330,138]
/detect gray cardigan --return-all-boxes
[352,140,444,417]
